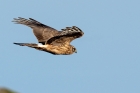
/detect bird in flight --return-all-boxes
[13,17,84,55]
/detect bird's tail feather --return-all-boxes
[13,43,38,48]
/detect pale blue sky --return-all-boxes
[0,0,140,93]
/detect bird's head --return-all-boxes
[72,46,77,53]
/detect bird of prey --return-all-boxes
[13,17,84,55]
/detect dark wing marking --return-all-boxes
[47,26,84,46]
[12,17,60,44]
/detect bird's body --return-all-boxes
[13,17,84,55]
[14,43,76,55]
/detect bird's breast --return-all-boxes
[46,45,72,55]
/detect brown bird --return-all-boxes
[13,17,84,55]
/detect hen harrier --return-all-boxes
[13,17,84,55]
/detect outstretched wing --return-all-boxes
[12,17,60,44]
[47,26,84,46]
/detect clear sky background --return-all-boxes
[0,0,140,93]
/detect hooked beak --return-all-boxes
[75,50,77,53]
